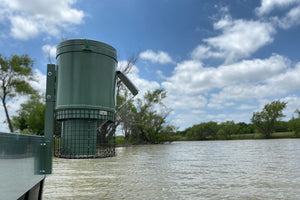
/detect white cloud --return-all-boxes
[191,45,224,60]
[163,54,288,97]
[42,45,57,58]
[156,70,167,80]
[165,93,207,110]
[162,60,206,95]
[0,0,84,40]
[203,18,275,63]
[271,5,300,29]
[31,69,47,95]
[10,16,39,39]
[256,0,300,16]
[139,50,173,64]
[282,95,300,119]
[255,0,300,29]
[219,54,289,84]
[237,104,257,110]
[205,60,300,108]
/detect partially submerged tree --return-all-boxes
[115,55,176,143]
[0,54,36,132]
[116,90,136,140]
[251,100,287,138]
[115,55,138,139]
[131,89,175,143]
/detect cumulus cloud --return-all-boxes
[139,50,173,64]
[0,0,84,40]
[31,69,47,95]
[10,16,39,39]
[282,95,300,119]
[42,45,57,58]
[204,60,300,109]
[204,61,299,109]
[156,70,167,80]
[191,45,224,60]
[271,5,300,29]
[163,54,289,96]
[256,0,300,16]
[237,104,257,110]
[255,0,300,29]
[203,18,275,63]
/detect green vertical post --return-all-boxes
[43,64,56,174]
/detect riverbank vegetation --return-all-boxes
[174,121,300,141]
[168,100,300,142]
[116,131,299,146]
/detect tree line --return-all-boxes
[178,101,300,140]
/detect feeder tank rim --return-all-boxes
[56,39,118,62]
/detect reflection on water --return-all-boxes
[44,139,300,200]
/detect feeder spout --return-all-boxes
[116,70,138,96]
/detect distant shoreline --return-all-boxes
[115,132,300,146]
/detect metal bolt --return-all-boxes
[47,95,51,100]
[47,71,52,76]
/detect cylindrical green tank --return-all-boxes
[56,39,117,112]
[55,39,117,157]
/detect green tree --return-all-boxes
[116,90,137,140]
[289,109,300,136]
[185,126,196,140]
[251,100,287,138]
[220,121,239,136]
[216,128,227,140]
[237,122,255,134]
[275,121,290,132]
[0,54,36,132]
[12,95,45,135]
[130,89,175,143]
[186,121,218,140]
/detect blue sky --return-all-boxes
[1,0,300,132]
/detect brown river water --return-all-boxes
[43,139,300,200]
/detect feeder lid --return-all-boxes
[56,39,117,62]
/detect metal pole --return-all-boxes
[43,64,56,174]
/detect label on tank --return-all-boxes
[99,110,108,116]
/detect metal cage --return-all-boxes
[53,109,116,159]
